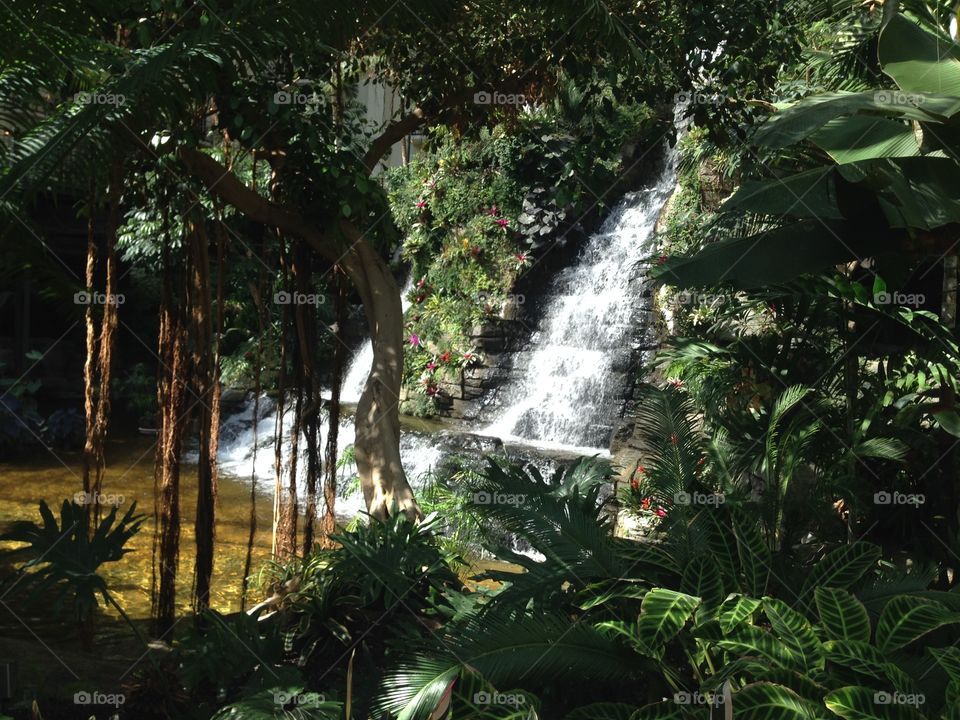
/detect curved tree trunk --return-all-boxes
[178,147,421,520]
[339,231,420,521]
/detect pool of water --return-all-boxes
[0,435,275,623]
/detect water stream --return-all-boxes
[481,153,676,450]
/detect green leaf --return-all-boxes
[717,595,762,634]
[732,682,821,720]
[652,220,889,290]
[753,92,946,149]
[634,588,700,657]
[799,543,882,602]
[823,640,889,679]
[824,685,927,720]
[929,646,960,682]
[764,598,823,672]
[879,15,960,97]
[716,625,798,668]
[876,596,960,653]
[812,116,921,164]
[680,557,724,609]
[816,587,871,642]
[732,509,771,597]
[723,167,844,220]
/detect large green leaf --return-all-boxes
[799,543,882,602]
[816,587,871,643]
[731,508,771,596]
[753,92,954,149]
[880,15,960,98]
[824,686,926,720]
[857,156,960,229]
[680,557,723,609]
[652,220,889,290]
[811,116,921,164]
[717,595,762,634]
[723,167,844,220]
[716,625,799,668]
[823,640,889,679]
[875,595,960,653]
[731,682,821,720]
[764,598,823,672]
[634,588,701,657]
[929,646,960,682]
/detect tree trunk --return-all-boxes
[178,148,422,520]
[339,232,421,520]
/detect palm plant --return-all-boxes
[0,498,145,649]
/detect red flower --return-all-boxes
[415,294,426,303]
[515,252,529,263]
[495,217,510,228]
[439,351,451,363]
[641,497,651,510]
[416,277,427,289]
[670,379,684,389]
[637,465,646,475]
[414,199,427,209]
[631,478,640,492]
[656,255,668,265]
[470,245,481,257]
[426,361,437,370]
[486,205,499,216]
[655,507,667,518]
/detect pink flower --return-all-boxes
[655,507,667,518]
[415,199,427,209]
[495,217,509,228]
[462,351,473,360]
[670,379,684,389]
[486,205,499,216]
[409,334,421,346]
[515,252,530,265]
[426,361,437,370]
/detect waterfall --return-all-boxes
[482,151,677,451]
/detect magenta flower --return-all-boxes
[462,351,473,361]
[495,217,509,228]
[409,334,421,346]
[426,361,437,370]
[515,252,529,264]
[415,199,427,209]
[655,507,667,518]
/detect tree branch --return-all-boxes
[362,106,426,173]
[177,146,336,257]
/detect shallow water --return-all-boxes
[0,435,275,622]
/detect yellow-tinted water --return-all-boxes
[0,435,275,623]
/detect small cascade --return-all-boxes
[214,394,443,519]
[481,152,677,451]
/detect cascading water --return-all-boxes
[482,150,677,451]
[212,150,678,524]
